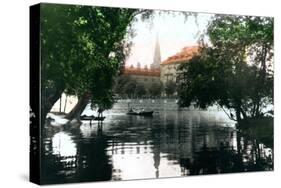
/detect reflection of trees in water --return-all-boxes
[179,132,273,175]
[41,111,273,183]
[150,111,273,176]
[41,122,112,184]
[75,122,112,182]
[153,139,161,178]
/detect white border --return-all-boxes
[0,0,280,187]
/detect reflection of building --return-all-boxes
[160,46,199,84]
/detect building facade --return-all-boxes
[120,36,162,86]
[120,36,199,94]
[121,66,160,86]
[160,46,199,84]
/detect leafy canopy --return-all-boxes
[178,15,273,120]
[41,4,152,106]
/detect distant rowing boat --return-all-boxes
[127,110,154,116]
[126,102,154,116]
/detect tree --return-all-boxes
[40,4,153,123]
[123,79,137,98]
[113,75,131,97]
[135,83,147,97]
[165,80,176,97]
[91,91,115,116]
[178,15,273,122]
[148,81,163,97]
[40,5,198,123]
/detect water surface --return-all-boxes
[41,108,273,184]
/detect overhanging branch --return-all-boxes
[221,106,237,121]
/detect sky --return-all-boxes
[125,11,212,68]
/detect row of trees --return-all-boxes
[114,76,177,98]
[177,15,273,123]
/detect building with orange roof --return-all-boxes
[119,36,199,96]
[119,37,162,87]
[160,46,200,84]
[121,64,161,86]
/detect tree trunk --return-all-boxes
[41,89,63,126]
[63,94,68,112]
[253,45,268,118]
[59,96,62,112]
[235,108,242,124]
[255,99,260,117]
[66,92,91,120]
[240,107,248,120]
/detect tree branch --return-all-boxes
[221,106,237,121]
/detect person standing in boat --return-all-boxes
[128,102,135,113]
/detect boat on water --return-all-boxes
[80,115,106,121]
[126,102,154,116]
[127,109,154,116]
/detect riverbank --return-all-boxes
[111,98,221,112]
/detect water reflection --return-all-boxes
[41,110,273,184]
[52,132,77,156]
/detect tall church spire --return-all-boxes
[151,34,161,69]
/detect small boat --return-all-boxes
[127,110,154,116]
[126,102,153,116]
[80,115,106,121]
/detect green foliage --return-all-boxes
[114,75,164,98]
[91,92,115,110]
[40,4,152,111]
[135,83,147,97]
[113,75,131,95]
[178,15,273,121]
[165,80,176,97]
[148,81,163,97]
[123,78,137,98]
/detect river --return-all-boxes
[41,103,273,184]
